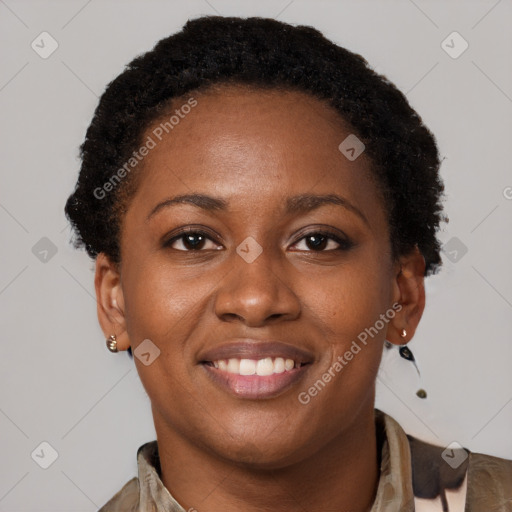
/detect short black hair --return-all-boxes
[65,16,448,356]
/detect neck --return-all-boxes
[153,406,380,512]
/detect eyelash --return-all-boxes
[163,228,354,252]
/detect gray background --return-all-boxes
[1,0,511,510]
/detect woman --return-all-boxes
[64,15,511,512]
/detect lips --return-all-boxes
[198,340,314,399]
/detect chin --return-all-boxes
[204,427,315,470]
[226,445,306,470]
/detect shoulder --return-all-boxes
[407,434,512,510]
[97,477,139,512]
[465,450,512,509]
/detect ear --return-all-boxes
[387,245,426,345]
[95,252,130,352]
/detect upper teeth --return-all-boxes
[211,357,298,375]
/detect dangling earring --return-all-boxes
[384,328,427,399]
[106,334,118,353]
[399,330,427,399]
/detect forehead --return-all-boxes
[129,85,385,225]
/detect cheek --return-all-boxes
[120,263,217,418]
[296,257,391,397]
[301,256,392,347]
[122,262,215,345]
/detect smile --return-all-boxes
[204,357,306,375]
[198,340,314,399]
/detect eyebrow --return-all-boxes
[146,193,369,226]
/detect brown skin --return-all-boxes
[95,85,426,511]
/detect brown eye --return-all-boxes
[304,234,329,251]
[292,231,354,252]
[164,230,220,251]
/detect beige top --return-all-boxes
[98,410,512,511]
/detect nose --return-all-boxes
[214,248,301,327]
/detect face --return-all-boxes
[96,85,424,468]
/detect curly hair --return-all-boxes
[65,15,447,278]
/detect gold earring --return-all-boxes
[106,334,118,353]
[400,328,407,338]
